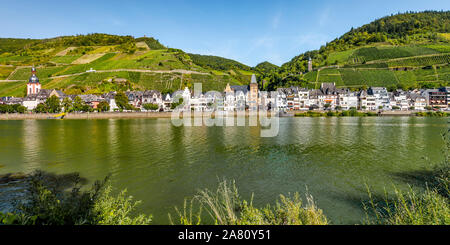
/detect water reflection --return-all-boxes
[0,117,447,224]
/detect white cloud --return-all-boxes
[318,7,331,27]
[271,12,282,30]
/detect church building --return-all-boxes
[27,67,41,96]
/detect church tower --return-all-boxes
[27,67,41,96]
[249,74,259,111]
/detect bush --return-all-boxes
[0,171,152,225]
[143,103,159,111]
[0,104,28,114]
[170,180,328,225]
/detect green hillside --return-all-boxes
[1,11,450,96]
[266,11,450,90]
[0,34,253,97]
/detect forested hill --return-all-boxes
[260,11,450,91]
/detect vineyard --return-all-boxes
[349,45,439,63]
[387,54,450,67]
[306,63,450,88]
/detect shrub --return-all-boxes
[170,180,328,225]
[0,171,152,225]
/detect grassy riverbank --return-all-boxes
[295,111,379,117]
[294,110,450,117]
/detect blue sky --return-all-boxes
[1,0,449,66]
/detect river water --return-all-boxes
[0,117,448,224]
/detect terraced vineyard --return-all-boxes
[302,42,450,89]
[387,54,450,67]
[0,36,253,97]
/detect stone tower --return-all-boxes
[308,57,313,72]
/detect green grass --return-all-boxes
[423,44,450,53]
[0,81,26,96]
[9,66,69,80]
[0,55,32,65]
[50,55,82,64]
[0,66,15,79]
[326,49,355,65]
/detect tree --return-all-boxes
[45,96,61,113]
[72,96,85,112]
[62,97,73,112]
[34,103,47,113]
[170,98,184,110]
[115,92,129,111]
[97,101,110,112]
[143,103,159,111]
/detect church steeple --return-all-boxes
[27,67,41,96]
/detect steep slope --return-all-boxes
[274,11,450,90]
[0,34,254,97]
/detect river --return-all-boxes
[0,117,448,224]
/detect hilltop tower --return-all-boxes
[308,57,313,72]
[27,67,41,96]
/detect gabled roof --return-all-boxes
[231,85,249,94]
[320,83,337,95]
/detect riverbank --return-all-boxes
[0,111,448,120]
[0,111,277,120]
[293,111,450,117]
[0,112,175,120]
